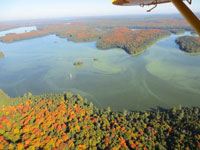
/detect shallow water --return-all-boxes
[0,28,199,111]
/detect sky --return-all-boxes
[0,0,199,21]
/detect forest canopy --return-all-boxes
[0,91,199,149]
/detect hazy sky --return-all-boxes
[0,0,199,21]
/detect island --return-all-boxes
[0,51,4,58]
[0,91,199,149]
[93,58,99,62]
[73,61,84,67]
[176,36,200,54]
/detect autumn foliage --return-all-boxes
[176,36,200,53]
[0,30,49,43]
[0,93,199,149]
[97,27,171,55]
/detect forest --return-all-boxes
[97,27,170,55]
[0,24,23,31]
[0,91,199,149]
[0,31,50,43]
[0,15,199,150]
[176,36,200,53]
[0,16,192,44]
[0,23,171,55]
[71,17,191,30]
[0,16,194,56]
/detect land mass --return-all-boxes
[0,23,171,56]
[176,36,200,54]
[0,90,199,149]
[96,27,170,55]
[0,16,193,56]
[0,89,10,106]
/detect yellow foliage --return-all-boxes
[8,144,14,149]
[75,125,80,132]
[0,129,5,134]
[13,128,20,134]
[17,143,24,150]
[78,144,87,150]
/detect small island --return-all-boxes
[176,36,200,54]
[93,58,99,62]
[0,51,4,58]
[73,61,84,67]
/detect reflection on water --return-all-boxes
[0,26,37,37]
[0,29,199,111]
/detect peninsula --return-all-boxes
[176,36,200,54]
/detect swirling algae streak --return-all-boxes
[142,79,164,104]
[145,60,200,95]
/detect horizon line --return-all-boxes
[0,12,199,23]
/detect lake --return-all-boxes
[0,27,200,111]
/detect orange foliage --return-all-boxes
[1,30,49,43]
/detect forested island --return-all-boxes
[0,52,4,58]
[176,36,200,54]
[0,91,199,149]
[93,58,99,62]
[73,61,84,67]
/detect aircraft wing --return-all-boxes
[112,0,200,36]
[112,0,171,6]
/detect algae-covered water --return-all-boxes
[0,28,199,111]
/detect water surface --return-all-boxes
[0,28,199,111]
